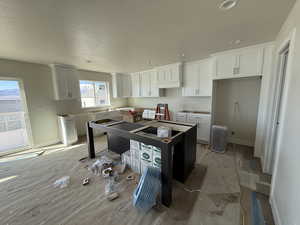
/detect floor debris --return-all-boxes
[107,192,120,201]
[126,174,134,181]
[82,178,90,186]
[53,176,70,188]
[102,167,113,177]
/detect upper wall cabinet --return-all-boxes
[51,64,80,100]
[112,73,132,98]
[156,63,182,88]
[131,70,164,98]
[212,46,264,80]
[131,72,141,97]
[182,59,213,97]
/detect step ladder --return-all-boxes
[155,104,170,120]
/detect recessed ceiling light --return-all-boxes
[219,0,238,10]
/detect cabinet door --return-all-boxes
[169,65,180,82]
[54,71,68,100]
[53,66,71,100]
[149,70,159,97]
[121,74,132,97]
[157,68,166,83]
[214,54,237,79]
[131,73,141,97]
[140,71,151,97]
[182,61,200,96]
[237,48,264,77]
[112,74,122,98]
[198,60,213,96]
[188,114,211,142]
[156,63,182,88]
[198,122,211,143]
[175,113,187,122]
[66,68,80,99]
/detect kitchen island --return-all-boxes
[86,119,197,207]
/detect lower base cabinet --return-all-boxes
[175,112,211,143]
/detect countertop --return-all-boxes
[178,110,211,114]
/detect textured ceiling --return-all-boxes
[0,0,296,73]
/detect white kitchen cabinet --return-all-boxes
[131,72,141,97]
[213,53,237,79]
[140,71,151,97]
[149,70,162,97]
[51,64,80,100]
[175,111,211,143]
[132,70,163,97]
[187,113,211,143]
[174,112,188,123]
[182,59,213,97]
[212,46,264,80]
[238,48,264,77]
[112,73,132,98]
[156,63,182,88]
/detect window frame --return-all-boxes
[79,80,111,109]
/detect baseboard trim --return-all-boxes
[270,196,282,225]
[33,139,61,148]
[228,137,254,147]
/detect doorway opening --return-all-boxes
[0,79,31,154]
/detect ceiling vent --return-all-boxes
[219,0,238,10]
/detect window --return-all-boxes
[79,80,110,108]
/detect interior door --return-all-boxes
[271,48,289,172]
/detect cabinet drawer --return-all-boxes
[175,113,187,122]
[187,113,211,123]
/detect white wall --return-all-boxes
[55,69,127,115]
[0,59,128,147]
[128,88,212,119]
[270,0,300,224]
[214,77,261,147]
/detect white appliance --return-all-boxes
[58,115,78,146]
[211,125,228,153]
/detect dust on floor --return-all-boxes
[0,136,255,225]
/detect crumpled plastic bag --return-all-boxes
[53,176,70,188]
[89,156,113,176]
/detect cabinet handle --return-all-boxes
[233,67,240,75]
